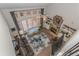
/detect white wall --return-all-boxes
[46,3,79,30]
[0,3,49,9]
[0,11,15,56]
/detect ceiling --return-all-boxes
[0,3,49,9]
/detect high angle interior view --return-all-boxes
[0,3,79,56]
